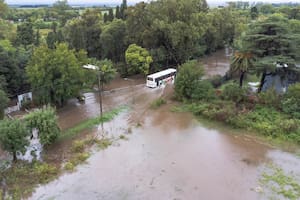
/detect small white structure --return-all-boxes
[4,92,33,115]
[18,92,33,105]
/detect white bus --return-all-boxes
[146,68,177,88]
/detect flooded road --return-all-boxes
[30,85,300,200]
[202,49,231,77]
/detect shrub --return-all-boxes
[222,83,247,103]
[71,140,85,153]
[278,119,299,133]
[25,106,60,145]
[64,162,75,171]
[191,80,216,101]
[209,75,223,88]
[74,152,90,163]
[150,97,166,109]
[34,162,58,183]
[98,138,112,150]
[0,119,29,161]
[258,88,281,108]
[174,60,204,100]
[282,83,300,118]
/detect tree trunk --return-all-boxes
[258,71,267,93]
[239,71,245,87]
[13,152,17,162]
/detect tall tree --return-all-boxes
[0,0,8,18]
[125,44,153,75]
[116,6,121,19]
[243,15,298,92]
[103,13,108,23]
[64,9,102,58]
[100,19,127,62]
[52,0,76,26]
[120,0,128,19]
[26,43,86,106]
[230,52,253,87]
[0,89,8,119]
[108,8,114,22]
[34,29,40,46]
[0,119,29,161]
[0,45,24,96]
[15,22,35,47]
[250,6,258,20]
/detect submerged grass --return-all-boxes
[59,106,127,140]
[260,165,300,200]
[150,97,166,109]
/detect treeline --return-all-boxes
[0,0,300,108]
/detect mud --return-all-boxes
[30,84,300,200]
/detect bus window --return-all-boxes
[147,77,153,81]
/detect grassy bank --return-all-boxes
[173,100,300,146]
[1,107,126,199]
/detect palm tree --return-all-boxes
[230,51,253,87]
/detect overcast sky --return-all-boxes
[5,0,300,5]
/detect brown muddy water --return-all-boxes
[29,84,300,200]
[202,49,231,77]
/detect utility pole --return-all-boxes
[98,71,103,119]
[83,64,104,132]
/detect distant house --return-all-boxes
[262,64,300,93]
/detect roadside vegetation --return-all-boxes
[0,107,123,199]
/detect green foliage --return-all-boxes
[0,119,29,161]
[150,97,166,109]
[258,88,281,109]
[0,0,8,18]
[191,80,216,101]
[71,152,90,164]
[209,75,223,88]
[34,162,59,183]
[71,140,85,153]
[0,89,8,119]
[64,9,102,57]
[15,22,35,47]
[64,162,75,171]
[3,161,59,199]
[100,19,127,62]
[25,107,60,146]
[125,44,153,75]
[26,43,86,106]
[242,15,298,92]
[0,44,29,96]
[222,83,247,103]
[230,52,253,87]
[61,106,126,140]
[174,60,204,100]
[97,138,112,150]
[282,83,300,118]
[90,58,117,85]
[261,165,300,200]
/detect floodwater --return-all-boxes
[30,84,300,200]
[202,49,231,77]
